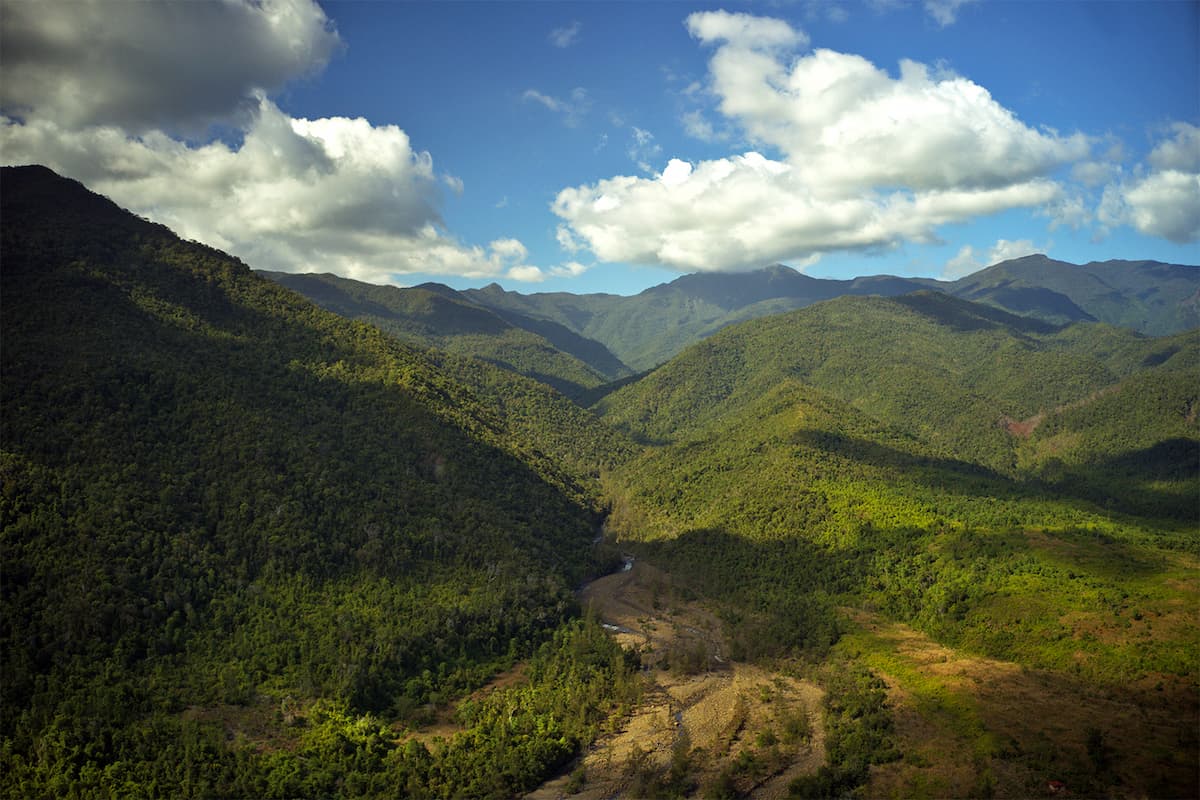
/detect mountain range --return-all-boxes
[263,255,1199,377]
[2,165,1197,798]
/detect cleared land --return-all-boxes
[527,560,826,799]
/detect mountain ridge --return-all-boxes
[453,256,1197,371]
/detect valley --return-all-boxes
[1,166,1196,799]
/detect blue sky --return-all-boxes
[2,0,1197,295]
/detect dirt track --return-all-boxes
[526,560,826,799]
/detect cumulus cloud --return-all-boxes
[549,21,582,48]
[553,11,1083,273]
[1098,124,1200,244]
[1,98,542,283]
[504,261,591,284]
[0,0,559,285]
[554,152,1060,272]
[1147,122,1200,172]
[0,0,340,134]
[1043,193,1091,231]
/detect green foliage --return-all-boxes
[788,659,899,798]
[602,293,1197,688]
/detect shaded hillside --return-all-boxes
[260,271,631,399]
[462,258,1196,371]
[0,166,636,797]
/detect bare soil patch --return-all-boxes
[527,561,826,799]
[847,611,1199,799]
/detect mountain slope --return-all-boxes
[465,267,937,370]
[260,270,631,398]
[949,254,1200,333]
[597,292,1198,796]
[596,291,1197,476]
[0,166,635,797]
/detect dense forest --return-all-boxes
[1,166,1196,798]
[0,166,634,797]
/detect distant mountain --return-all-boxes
[460,257,1197,371]
[946,254,1200,334]
[260,270,631,399]
[462,268,936,371]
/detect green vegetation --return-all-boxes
[597,292,1196,795]
[0,166,632,797]
[2,166,1196,797]
[263,271,631,400]
[463,258,1197,372]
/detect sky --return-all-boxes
[1,0,1197,296]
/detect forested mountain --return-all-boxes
[259,271,631,399]
[595,291,1198,794]
[462,268,937,371]
[597,292,1196,482]
[2,165,1196,798]
[455,258,1197,372]
[950,254,1200,334]
[0,165,638,798]
[257,256,1196,378]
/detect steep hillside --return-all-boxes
[0,166,636,797]
[261,271,631,398]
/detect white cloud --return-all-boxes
[1043,193,1091,231]
[1147,122,1200,172]
[1,100,539,283]
[506,265,546,282]
[0,0,559,285]
[554,12,1084,273]
[522,87,590,127]
[1097,124,1200,244]
[554,150,1060,272]
[988,238,1040,263]
[687,10,809,50]
[549,21,582,48]
[942,238,1043,278]
[552,261,589,278]
[944,245,981,278]
[681,110,730,143]
[701,43,1087,192]
[0,0,340,134]
[1122,170,1200,243]
[1071,160,1118,188]
[502,261,587,284]
[924,0,976,27]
